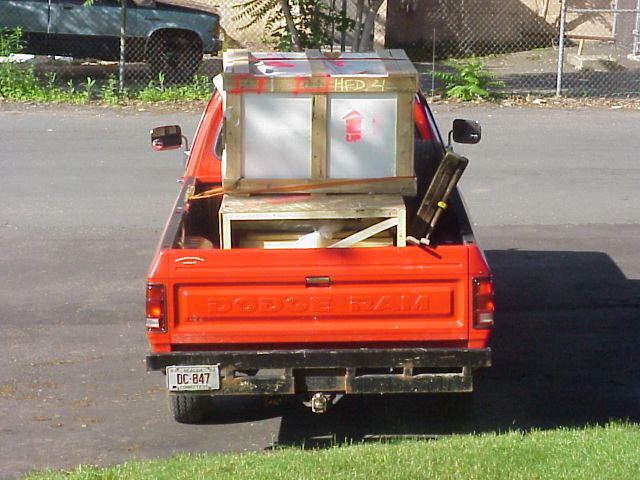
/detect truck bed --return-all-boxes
[147,176,491,354]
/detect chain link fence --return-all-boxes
[3,0,640,97]
[388,0,640,98]
[555,0,640,97]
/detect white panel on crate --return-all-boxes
[322,54,387,76]
[327,94,397,179]
[242,93,312,179]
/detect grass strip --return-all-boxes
[23,422,640,480]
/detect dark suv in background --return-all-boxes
[0,0,222,81]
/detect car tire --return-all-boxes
[168,393,211,424]
[148,31,202,83]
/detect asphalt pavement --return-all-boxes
[0,102,638,479]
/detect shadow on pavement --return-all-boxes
[274,250,640,447]
[201,250,640,446]
[199,395,285,425]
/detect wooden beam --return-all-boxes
[311,94,328,180]
[395,92,415,180]
[229,177,416,195]
[223,93,243,186]
[566,34,615,42]
[329,218,399,248]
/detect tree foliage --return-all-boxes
[233,0,355,51]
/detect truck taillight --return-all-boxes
[213,20,220,40]
[473,277,494,329]
[146,283,166,333]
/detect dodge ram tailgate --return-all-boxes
[161,246,471,347]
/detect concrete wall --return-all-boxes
[385,0,617,54]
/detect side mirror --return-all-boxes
[449,119,481,145]
[151,125,183,151]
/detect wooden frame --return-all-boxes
[219,194,407,250]
[221,49,418,196]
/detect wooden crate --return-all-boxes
[219,194,406,250]
[220,49,418,195]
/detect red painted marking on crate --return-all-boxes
[343,110,364,142]
[230,74,266,94]
[263,60,295,68]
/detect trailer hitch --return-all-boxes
[302,393,344,414]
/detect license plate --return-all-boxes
[166,365,220,392]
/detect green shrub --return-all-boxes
[98,75,120,104]
[0,27,45,100]
[432,60,504,101]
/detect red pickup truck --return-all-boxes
[145,88,493,423]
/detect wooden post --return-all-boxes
[311,94,328,180]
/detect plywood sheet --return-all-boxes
[327,94,397,178]
[241,93,313,179]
